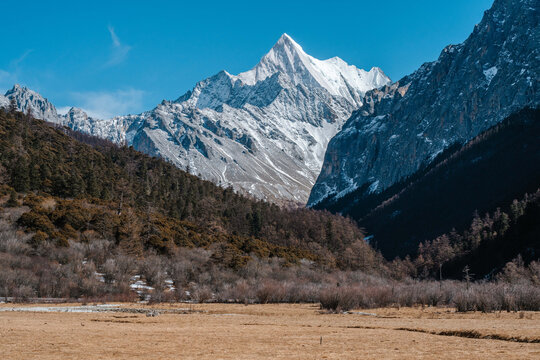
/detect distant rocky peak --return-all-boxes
[4,84,60,121]
[5,84,34,99]
[65,107,89,120]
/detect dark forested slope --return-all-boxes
[315,108,540,259]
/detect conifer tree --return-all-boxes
[8,97,17,113]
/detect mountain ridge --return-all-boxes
[0,34,390,205]
[309,0,539,206]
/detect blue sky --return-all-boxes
[1,0,493,118]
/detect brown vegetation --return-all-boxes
[1,208,539,311]
[0,109,538,314]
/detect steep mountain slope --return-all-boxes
[328,108,540,259]
[1,34,390,205]
[309,0,539,206]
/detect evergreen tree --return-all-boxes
[8,97,17,113]
[11,157,30,192]
[6,188,18,207]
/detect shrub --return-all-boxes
[452,291,476,312]
[102,258,118,284]
[12,285,35,302]
[319,287,358,312]
[192,286,213,303]
[229,280,254,303]
[357,286,393,308]
[256,280,287,304]
[0,223,31,254]
[140,256,167,287]
[18,211,56,235]
[513,285,540,311]
[30,231,49,247]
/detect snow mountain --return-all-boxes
[1,34,389,204]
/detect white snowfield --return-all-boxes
[1,34,390,205]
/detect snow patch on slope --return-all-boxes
[483,66,498,84]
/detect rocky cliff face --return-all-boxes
[2,85,61,122]
[309,0,539,206]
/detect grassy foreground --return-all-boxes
[1,303,539,359]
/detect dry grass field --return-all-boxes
[1,303,539,359]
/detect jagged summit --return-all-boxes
[3,84,60,121]
[6,84,33,98]
[7,83,22,92]
[235,33,390,103]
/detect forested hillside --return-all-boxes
[0,108,538,309]
[414,189,540,280]
[0,109,380,270]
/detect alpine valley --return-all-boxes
[2,1,540,349]
[0,34,389,205]
[0,0,538,265]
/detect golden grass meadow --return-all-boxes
[1,303,539,359]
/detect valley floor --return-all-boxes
[0,303,539,359]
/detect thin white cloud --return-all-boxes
[11,49,34,67]
[105,26,131,67]
[0,49,34,90]
[69,88,145,119]
[108,25,121,47]
[56,106,72,116]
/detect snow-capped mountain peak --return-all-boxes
[236,33,306,85]
[64,107,90,123]
[1,35,390,205]
[236,34,390,104]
